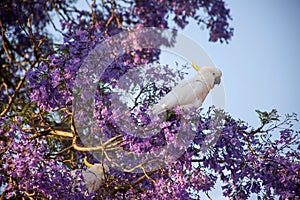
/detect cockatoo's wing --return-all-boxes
[151,79,209,114]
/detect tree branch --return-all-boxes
[0,66,33,116]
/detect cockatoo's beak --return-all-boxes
[214,77,221,85]
[192,61,201,71]
[84,157,94,168]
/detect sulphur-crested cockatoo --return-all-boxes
[151,62,222,114]
[71,157,109,193]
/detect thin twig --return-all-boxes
[0,63,35,116]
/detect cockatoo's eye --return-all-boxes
[212,72,216,76]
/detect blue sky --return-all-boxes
[180,0,300,129]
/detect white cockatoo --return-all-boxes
[151,62,222,114]
[71,157,109,193]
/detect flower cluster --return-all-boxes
[0,117,93,199]
[119,0,233,42]
[26,29,102,111]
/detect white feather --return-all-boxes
[152,66,222,114]
[71,163,109,193]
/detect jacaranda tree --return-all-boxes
[0,0,299,199]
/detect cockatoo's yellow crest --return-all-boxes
[84,156,94,168]
[192,61,201,71]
